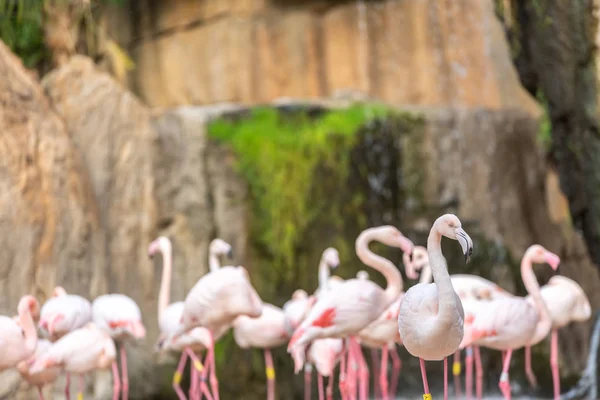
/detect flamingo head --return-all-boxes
[436,214,473,263]
[209,238,233,259]
[356,270,369,280]
[321,247,340,269]
[52,286,67,298]
[148,236,172,258]
[525,244,560,270]
[407,246,429,280]
[373,226,415,255]
[291,289,308,301]
[18,295,40,322]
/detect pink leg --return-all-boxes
[78,374,85,400]
[318,373,324,400]
[444,357,448,400]
[173,351,188,400]
[498,349,513,400]
[339,341,347,399]
[389,345,401,398]
[370,349,381,399]
[191,362,199,400]
[304,363,312,400]
[524,346,538,388]
[345,339,357,400]
[209,342,219,400]
[187,348,213,400]
[465,347,473,400]
[453,350,462,398]
[474,346,483,400]
[326,375,334,400]
[551,329,560,400]
[112,361,121,400]
[264,349,276,400]
[65,372,71,400]
[120,346,129,400]
[351,337,368,400]
[379,345,389,400]
[419,358,430,396]
[37,386,44,400]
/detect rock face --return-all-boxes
[0,42,104,397]
[108,0,540,114]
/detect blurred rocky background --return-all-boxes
[0,0,599,399]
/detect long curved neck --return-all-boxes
[19,307,37,353]
[420,263,433,284]
[158,245,173,324]
[522,253,552,338]
[355,229,402,304]
[318,258,330,291]
[427,224,457,315]
[208,250,220,272]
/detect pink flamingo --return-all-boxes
[39,287,92,400]
[92,294,147,400]
[0,295,39,370]
[17,339,61,400]
[357,256,419,400]
[168,243,263,400]
[29,323,121,400]
[398,214,473,400]
[233,303,292,400]
[39,287,92,341]
[524,275,592,399]
[459,244,560,400]
[291,248,343,400]
[149,236,222,400]
[410,245,515,400]
[283,290,315,334]
[287,225,414,400]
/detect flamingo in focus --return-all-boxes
[410,245,515,400]
[17,338,61,400]
[29,323,120,400]
[0,295,39,370]
[398,214,473,400]
[149,236,230,400]
[92,294,147,400]
[288,225,414,400]
[524,275,592,399]
[168,240,263,400]
[459,244,560,400]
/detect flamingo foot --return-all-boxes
[499,374,511,400]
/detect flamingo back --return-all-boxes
[0,315,35,369]
[233,303,289,349]
[39,295,92,338]
[92,294,145,339]
[182,266,262,332]
[18,339,61,386]
[358,295,403,348]
[542,276,592,327]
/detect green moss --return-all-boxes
[208,104,391,292]
[536,90,552,150]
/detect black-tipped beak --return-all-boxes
[456,228,473,264]
[227,249,234,259]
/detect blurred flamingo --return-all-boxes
[398,214,473,400]
[149,236,223,400]
[460,244,560,400]
[168,241,263,400]
[92,294,146,400]
[17,338,60,400]
[288,225,414,400]
[0,295,39,370]
[524,275,591,399]
[29,323,120,400]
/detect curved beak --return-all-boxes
[227,249,234,259]
[544,251,561,270]
[456,228,473,264]
[399,237,415,255]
